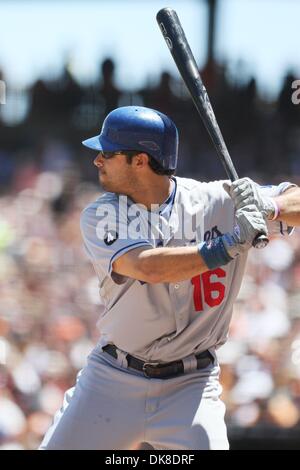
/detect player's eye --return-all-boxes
[101,151,139,159]
[100,151,119,159]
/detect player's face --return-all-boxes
[93,152,136,194]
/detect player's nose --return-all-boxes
[94,153,104,168]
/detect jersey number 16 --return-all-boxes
[191,268,226,311]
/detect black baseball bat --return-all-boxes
[156,7,268,249]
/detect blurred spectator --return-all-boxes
[143,71,181,119]
[98,58,122,116]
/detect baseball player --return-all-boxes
[40,106,300,450]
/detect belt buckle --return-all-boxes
[142,362,160,378]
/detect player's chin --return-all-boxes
[99,174,112,191]
[98,172,106,183]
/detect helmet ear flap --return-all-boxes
[157,112,179,171]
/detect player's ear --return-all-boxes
[133,153,149,169]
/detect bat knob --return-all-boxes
[252,233,269,249]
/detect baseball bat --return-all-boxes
[156,7,268,249]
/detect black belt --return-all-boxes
[102,344,213,379]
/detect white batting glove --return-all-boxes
[223,178,277,220]
[222,204,268,258]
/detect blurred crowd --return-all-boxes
[1,57,300,184]
[0,168,103,449]
[0,58,300,449]
[220,234,300,431]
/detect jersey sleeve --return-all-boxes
[258,182,297,236]
[80,195,153,279]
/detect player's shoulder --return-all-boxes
[175,176,228,199]
[257,181,297,197]
[82,191,119,212]
[80,191,119,226]
[175,176,200,191]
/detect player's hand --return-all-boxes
[222,204,268,258]
[223,178,276,220]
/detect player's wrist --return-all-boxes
[266,197,280,220]
[221,232,248,258]
[198,235,234,270]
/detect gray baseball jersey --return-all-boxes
[80,177,294,363]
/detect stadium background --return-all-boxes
[0,0,300,450]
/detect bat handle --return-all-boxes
[252,233,269,249]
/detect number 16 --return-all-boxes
[191,268,226,311]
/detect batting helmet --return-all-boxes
[82,106,178,170]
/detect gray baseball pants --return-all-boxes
[39,345,229,450]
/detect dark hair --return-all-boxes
[125,151,175,176]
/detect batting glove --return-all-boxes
[223,204,268,258]
[223,177,278,220]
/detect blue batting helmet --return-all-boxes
[82,106,178,170]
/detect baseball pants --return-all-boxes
[39,345,229,450]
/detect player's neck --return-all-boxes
[127,176,172,210]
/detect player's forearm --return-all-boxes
[138,226,254,283]
[274,187,300,226]
[113,206,265,283]
[137,246,209,283]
